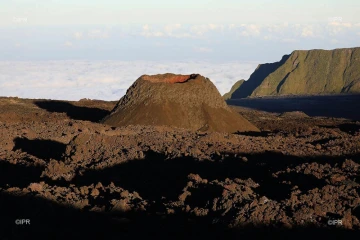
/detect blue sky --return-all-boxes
[0,1,359,100]
[1,0,359,62]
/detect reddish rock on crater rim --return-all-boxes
[141,73,199,83]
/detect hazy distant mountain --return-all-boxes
[227,47,360,99]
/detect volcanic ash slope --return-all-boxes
[102,73,259,133]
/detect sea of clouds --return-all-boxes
[0,61,258,101]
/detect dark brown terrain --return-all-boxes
[0,96,359,239]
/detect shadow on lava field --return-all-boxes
[321,123,360,135]
[34,100,110,122]
[2,143,360,239]
[0,160,43,188]
[13,137,67,161]
[70,150,356,202]
[0,190,358,240]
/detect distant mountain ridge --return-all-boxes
[226,47,360,99]
[223,79,245,100]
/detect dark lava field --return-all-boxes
[0,97,359,239]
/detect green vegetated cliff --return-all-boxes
[223,79,245,100]
[228,47,360,99]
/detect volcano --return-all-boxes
[102,73,259,133]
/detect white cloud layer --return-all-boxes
[134,22,360,42]
[0,61,258,101]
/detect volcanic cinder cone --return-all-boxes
[102,73,259,133]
